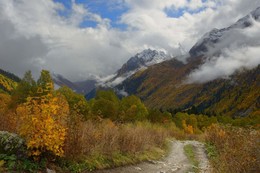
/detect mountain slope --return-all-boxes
[112,7,260,117]
[51,48,168,94]
[117,49,170,76]
[100,49,172,87]
[52,73,96,94]
[117,58,259,116]
[189,7,260,57]
[0,69,20,93]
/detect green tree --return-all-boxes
[197,114,217,130]
[92,98,118,120]
[148,109,162,123]
[11,71,37,106]
[37,70,54,96]
[173,112,188,129]
[148,109,172,123]
[96,90,120,106]
[120,95,148,121]
[186,114,198,129]
[57,86,89,119]
[90,90,120,120]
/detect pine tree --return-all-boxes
[37,70,54,96]
[11,71,37,106]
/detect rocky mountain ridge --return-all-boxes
[189,7,260,57]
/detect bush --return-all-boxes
[16,94,69,158]
[0,131,42,172]
[205,124,260,173]
[0,131,26,156]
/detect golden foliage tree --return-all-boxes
[17,93,69,157]
[16,75,69,158]
[182,120,194,134]
[0,93,17,132]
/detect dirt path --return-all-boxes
[91,140,211,173]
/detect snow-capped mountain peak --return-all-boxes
[96,49,172,88]
[118,49,170,76]
[189,7,260,57]
[251,6,260,19]
[136,49,167,63]
[231,6,260,29]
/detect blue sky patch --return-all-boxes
[164,8,187,18]
[165,7,207,18]
[79,20,98,28]
[54,0,72,18]
[54,0,128,29]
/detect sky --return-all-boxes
[0,0,260,81]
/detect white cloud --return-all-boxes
[0,0,259,81]
[187,20,260,83]
[187,46,260,83]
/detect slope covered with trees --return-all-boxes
[116,58,259,118]
[0,69,20,93]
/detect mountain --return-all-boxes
[52,73,96,94]
[116,57,259,116]
[53,49,169,95]
[85,49,172,98]
[117,49,170,76]
[85,7,260,117]
[189,7,260,57]
[98,49,172,88]
[0,69,20,93]
[74,80,96,94]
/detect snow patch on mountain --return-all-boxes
[120,49,170,73]
[231,6,260,29]
[187,7,260,83]
[97,49,172,89]
[135,49,169,66]
[189,7,260,57]
[97,71,136,88]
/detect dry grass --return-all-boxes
[205,124,260,173]
[63,119,175,170]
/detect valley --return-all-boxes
[0,3,259,173]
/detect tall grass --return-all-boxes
[63,119,175,171]
[205,124,259,173]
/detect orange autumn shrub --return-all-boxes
[16,93,69,157]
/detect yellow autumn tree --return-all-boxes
[182,120,194,134]
[16,70,70,158]
[0,93,17,132]
[16,93,69,157]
